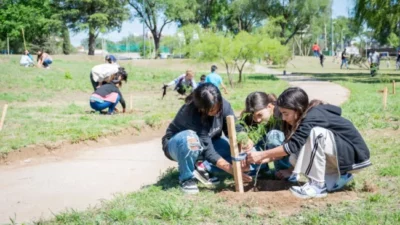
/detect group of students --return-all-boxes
[19,50,53,69]
[89,55,128,115]
[162,83,371,199]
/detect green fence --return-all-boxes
[106,42,170,53]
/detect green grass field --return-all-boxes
[0,55,287,154]
[2,55,400,224]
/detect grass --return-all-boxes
[0,55,286,154]
[7,63,397,224]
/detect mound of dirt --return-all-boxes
[219,180,357,217]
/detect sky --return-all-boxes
[70,0,353,47]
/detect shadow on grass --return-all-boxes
[246,74,280,81]
[291,72,400,84]
[153,167,180,190]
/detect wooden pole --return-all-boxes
[393,80,396,95]
[0,104,8,131]
[7,36,10,55]
[21,28,27,51]
[383,87,388,110]
[226,115,244,193]
[130,94,133,110]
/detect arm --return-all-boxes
[37,57,43,67]
[166,74,183,87]
[247,145,287,164]
[221,83,228,94]
[113,86,126,112]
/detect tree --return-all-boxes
[225,0,264,33]
[62,26,71,55]
[0,0,60,53]
[258,0,332,45]
[52,0,130,55]
[355,0,400,44]
[192,31,289,86]
[128,0,196,58]
[387,33,400,48]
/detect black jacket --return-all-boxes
[162,98,242,164]
[283,104,371,173]
[94,83,126,109]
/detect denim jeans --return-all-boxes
[90,94,120,114]
[340,59,348,69]
[167,130,204,182]
[313,51,320,57]
[43,59,52,68]
[254,130,291,171]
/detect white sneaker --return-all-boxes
[290,181,328,199]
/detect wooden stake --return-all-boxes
[0,104,8,131]
[383,87,388,110]
[393,80,396,95]
[226,115,244,193]
[130,94,133,110]
[21,28,27,51]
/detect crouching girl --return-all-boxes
[89,68,128,115]
[161,83,252,194]
[241,92,292,178]
[247,87,371,199]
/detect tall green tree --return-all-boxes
[258,0,332,44]
[52,0,130,55]
[225,0,264,33]
[128,0,196,58]
[0,0,59,53]
[355,0,400,44]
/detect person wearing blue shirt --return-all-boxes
[205,65,228,94]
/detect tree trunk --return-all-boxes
[223,60,234,88]
[153,35,160,59]
[62,26,71,55]
[88,25,96,56]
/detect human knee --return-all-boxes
[181,130,203,152]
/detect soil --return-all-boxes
[219,180,358,217]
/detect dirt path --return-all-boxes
[0,66,350,224]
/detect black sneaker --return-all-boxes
[195,162,220,186]
[180,178,199,194]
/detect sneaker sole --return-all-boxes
[193,170,217,187]
[180,187,199,194]
[289,188,328,199]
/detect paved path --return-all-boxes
[0,66,350,224]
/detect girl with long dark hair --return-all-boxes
[247,87,371,199]
[162,83,252,194]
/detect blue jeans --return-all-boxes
[90,94,120,114]
[254,130,291,171]
[167,130,204,182]
[313,51,320,57]
[43,59,52,68]
[340,59,348,69]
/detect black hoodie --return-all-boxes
[283,104,371,173]
[162,98,242,164]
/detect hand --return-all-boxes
[241,139,254,152]
[241,160,250,172]
[246,151,266,164]
[242,173,253,183]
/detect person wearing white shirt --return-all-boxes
[90,63,120,91]
[163,70,197,96]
